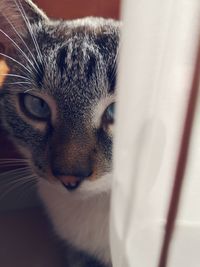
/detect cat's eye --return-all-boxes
[102,102,115,126]
[20,94,50,120]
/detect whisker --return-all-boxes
[0,174,35,186]
[0,73,32,82]
[14,177,37,202]
[0,175,32,186]
[3,87,29,98]
[15,0,44,69]
[1,162,30,170]
[0,161,27,164]
[0,167,31,179]
[3,68,32,84]
[0,175,36,201]
[1,14,41,71]
[3,82,32,86]
[0,29,38,73]
[0,170,34,189]
[0,158,28,162]
[3,81,32,87]
[1,174,36,187]
[0,89,26,96]
[0,164,28,169]
[0,52,32,74]
[23,88,36,93]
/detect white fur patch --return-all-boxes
[37,173,112,265]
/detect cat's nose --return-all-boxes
[52,169,93,191]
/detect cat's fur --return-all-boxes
[0,1,120,266]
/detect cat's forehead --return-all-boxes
[39,17,120,56]
[33,18,119,115]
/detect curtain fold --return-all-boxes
[110,0,200,266]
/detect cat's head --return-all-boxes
[0,0,120,196]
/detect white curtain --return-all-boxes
[110,0,200,266]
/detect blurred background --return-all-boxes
[35,0,120,19]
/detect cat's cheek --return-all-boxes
[0,59,10,88]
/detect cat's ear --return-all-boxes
[0,0,48,51]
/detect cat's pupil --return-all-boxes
[21,94,50,120]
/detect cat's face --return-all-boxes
[0,0,119,195]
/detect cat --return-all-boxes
[0,1,120,266]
